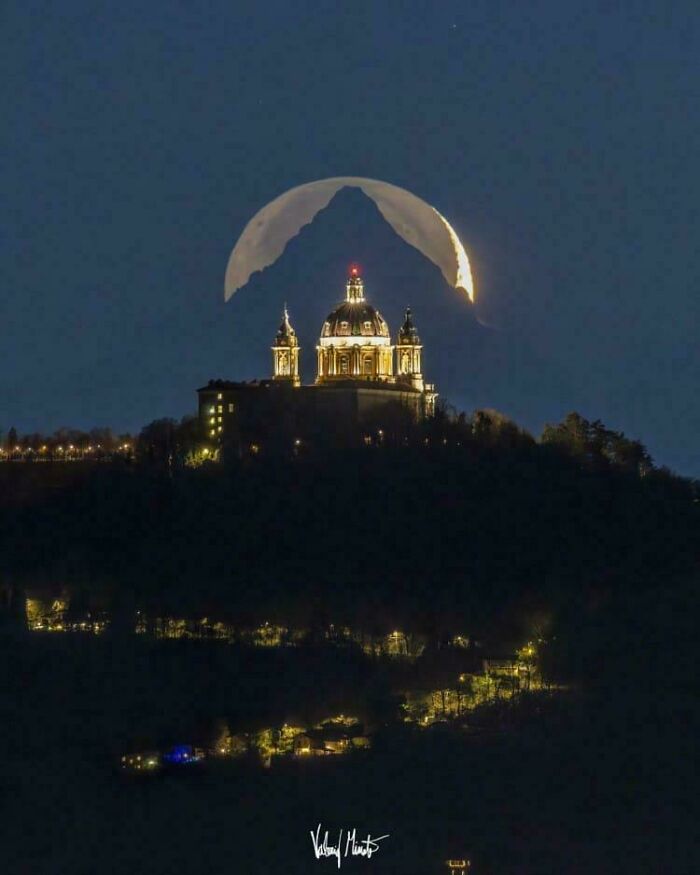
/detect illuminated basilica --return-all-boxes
[198,267,437,451]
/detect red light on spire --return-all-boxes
[350,264,360,277]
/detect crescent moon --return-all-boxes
[224,176,474,303]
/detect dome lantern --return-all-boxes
[346,265,365,303]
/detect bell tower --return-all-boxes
[272,306,300,387]
[396,307,424,391]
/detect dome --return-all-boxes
[321,301,390,342]
[318,269,391,347]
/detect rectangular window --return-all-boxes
[228,403,234,413]
[217,405,223,413]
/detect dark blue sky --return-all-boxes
[3,1,699,473]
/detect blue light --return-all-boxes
[161,744,204,765]
[163,744,193,764]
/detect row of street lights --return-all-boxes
[0,443,132,460]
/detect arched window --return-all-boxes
[278,351,289,374]
[340,355,350,374]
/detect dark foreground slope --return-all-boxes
[1,579,697,875]
[1,427,698,873]
[1,433,697,634]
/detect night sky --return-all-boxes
[3,1,699,473]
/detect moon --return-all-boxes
[224,176,475,303]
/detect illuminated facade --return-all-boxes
[197,267,438,451]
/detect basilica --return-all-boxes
[198,267,438,451]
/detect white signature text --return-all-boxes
[310,823,390,868]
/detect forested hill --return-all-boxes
[1,411,697,638]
